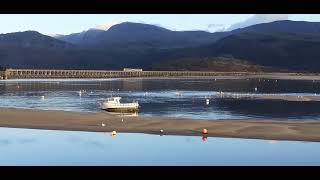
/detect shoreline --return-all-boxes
[1,108,320,142]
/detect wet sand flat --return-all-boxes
[253,95,320,101]
[223,73,320,81]
[140,73,320,81]
[241,95,320,102]
[242,73,320,81]
[216,92,320,102]
[1,108,320,142]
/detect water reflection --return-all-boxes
[267,140,279,144]
[202,135,208,142]
[0,127,319,165]
[66,135,108,150]
[122,79,143,91]
[104,111,139,117]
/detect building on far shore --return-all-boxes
[123,68,143,72]
[0,67,7,79]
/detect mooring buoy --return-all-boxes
[111,131,117,136]
[202,129,208,134]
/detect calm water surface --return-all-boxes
[1,78,320,120]
[0,127,319,165]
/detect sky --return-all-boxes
[0,14,319,35]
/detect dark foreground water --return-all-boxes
[0,127,319,165]
[1,78,320,120]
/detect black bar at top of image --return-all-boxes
[0,0,319,13]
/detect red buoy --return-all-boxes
[202,129,208,134]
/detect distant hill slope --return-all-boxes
[232,20,320,34]
[57,29,105,45]
[2,20,320,72]
[0,31,74,49]
[162,32,320,72]
[152,57,283,72]
[0,31,114,69]
[57,20,320,48]
[0,30,173,70]
[57,22,228,49]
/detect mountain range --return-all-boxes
[1,20,320,72]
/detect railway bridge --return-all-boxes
[0,68,253,79]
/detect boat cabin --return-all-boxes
[106,97,122,103]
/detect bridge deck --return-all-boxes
[0,68,300,79]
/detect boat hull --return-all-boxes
[104,108,139,113]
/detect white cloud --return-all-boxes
[208,24,224,29]
[227,14,289,31]
[94,22,117,30]
[206,24,227,32]
[214,27,227,32]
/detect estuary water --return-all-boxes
[0,127,319,165]
[1,78,320,165]
[1,78,320,120]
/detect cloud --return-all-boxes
[208,24,224,29]
[214,27,227,32]
[94,22,117,30]
[228,14,289,31]
[136,20,146,24]
[207,24,227,32]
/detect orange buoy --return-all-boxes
[202,128,208,134]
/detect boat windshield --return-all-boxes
[107,97,121,102]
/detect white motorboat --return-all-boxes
[100,97,139,112]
